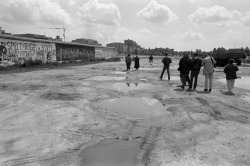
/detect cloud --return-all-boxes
[137,0,178,23]
[77,0,121,26]
[0,0,71,25]
[189,5,241,25]
[176,31,204,41]
[241,12,250,26]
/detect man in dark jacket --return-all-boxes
[160,53,172,80]
[179,54,191,89]
[188,53,202,90]
[125,54,132,71]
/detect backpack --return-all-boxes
[192,59,200,70]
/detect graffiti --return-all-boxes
[0,38,56,65]
[56,44,95,61]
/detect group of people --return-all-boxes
[125,54,140,71]
[125,53,239,94]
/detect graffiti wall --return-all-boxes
[0,38,56,66]
[56,44,95,61]
[95,47,117,59]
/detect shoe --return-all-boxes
[159,77,162,80]
[209,89,212,92]
[193,88,196,91]
[187,87,192,91]
[204,89,208,91]
[181,85,184,89]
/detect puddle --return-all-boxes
[86,76,126,81]
[240,93,250,103]
[218,77,250,90]
[80,138,139,166]
[160,76,180,81]
[98,97,169,119]
[96,82,152,94]
[139,68,161,71]
[111,71,127,75]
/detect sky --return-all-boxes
[0,0,250,51]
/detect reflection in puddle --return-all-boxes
[218,77,250,90]
[96,82,152,94]
[86,76,126,81]
[81,138,139,166]
[98,97,169,119]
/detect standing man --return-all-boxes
[149,55,153,64]
[202,54,216,92]
[125,54,132,71]
[160,53,172,80]
[179,54,191,89]
[188,53,202,91]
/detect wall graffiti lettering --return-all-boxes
[0,38,56,65]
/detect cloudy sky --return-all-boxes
[0,0,250,51]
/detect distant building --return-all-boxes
[71,38,102,46]
[106,42,127,53]
[107,39,143,54]
[13,33,54,40]
[0,27,11,35]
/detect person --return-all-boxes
[201,54,216,92]
[179,54,191,89]
[125,54,132,71]
[223,59,239,95]
[149,55,153,64]
[134,55,140,70]
[188,53,202,91]
[160,53,172,80]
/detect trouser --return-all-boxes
[226,79,235,91]
[180,73,189,86]
[189,70,200,89]
[126,63,131,70]
[204,72,213,89]
[160,66,170,80]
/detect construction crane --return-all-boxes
[38,26,67,41]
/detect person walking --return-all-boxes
[188,53,202,91]
[223,59,239,95]
[149,55,153,64]
[134,55,140,70]
[125,54,132,71]
[160,53,172,80]
[201,54,216,92]
[179,54,191,89]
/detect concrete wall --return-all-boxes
[56,43,95,61]
[0,37,56,66]
[95,47,117,59]
[0,35,118,66]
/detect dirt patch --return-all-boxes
[40,91,81,101]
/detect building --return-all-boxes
[13,33,54,40]
[0,27,11,35]
[71,38,102,46]
[106,39,143,54]
[106,42,127,53]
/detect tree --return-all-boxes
[244,47,250,55]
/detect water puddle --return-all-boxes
[86,76,126,81]
[98,97,169,119]
[160,76,180,81]
[80,138,139,166]
[240,93,250,103]
[139,68,161,71]
[111,71,127,75]
[217,77,250,90]
[96,82,152,94]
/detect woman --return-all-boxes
[134,55,140,70]
[201,54,216,92]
